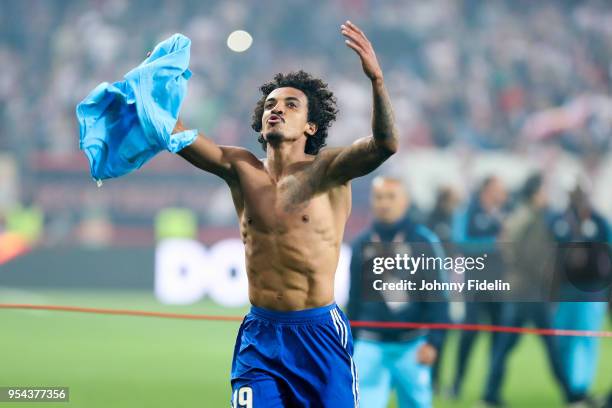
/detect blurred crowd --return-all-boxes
[1,0,611,243]
[347,173,611,407]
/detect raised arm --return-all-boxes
[323,21,399,186]
[141,48,250,184]
[173,118,250,184]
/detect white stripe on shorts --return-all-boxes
[350,356,358,407]
[330,308,357,407]
[334,309,346,347]
[330,310,341,337]
[333,309,348,348]
[330,309,344,346]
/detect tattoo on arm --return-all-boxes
[371,79,398,151]
[319,79,399,188]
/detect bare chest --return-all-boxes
[239,172,333,234]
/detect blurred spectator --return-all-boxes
[2,0,612,237]
[76,208,114,248]
[426,185,460,392]
[4,202,44,244]
[451,175,508,398]
[428,185,461,246]
[482,174,571,406]
[154,207,198,240]
[550,184,611,405]
[347,177,449,408]
[0,201,43,264]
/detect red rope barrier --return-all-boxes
[1,303,610,338]
[349,320,612,337]
[0,303,243,322]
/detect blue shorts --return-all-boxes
[231,303,359,407]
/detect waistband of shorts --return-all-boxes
[249,302,339,323]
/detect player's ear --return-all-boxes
[305,122,317,136]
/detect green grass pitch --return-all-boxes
[0,290,610,407]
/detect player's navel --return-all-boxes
[302,214,310,223]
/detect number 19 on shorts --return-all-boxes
[232,386,252,408]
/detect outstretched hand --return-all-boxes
[173,117,185,134]
[341,20,383,82]
[144,49,185,134]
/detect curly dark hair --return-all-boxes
[251,70,338,155]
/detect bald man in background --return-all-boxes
[347,177,449,408]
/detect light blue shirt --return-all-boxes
[76,33,197,181]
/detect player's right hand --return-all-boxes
[172,118,185,134]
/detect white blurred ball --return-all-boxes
[227,30,253,53]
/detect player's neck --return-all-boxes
[265,141,309,181]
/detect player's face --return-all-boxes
[261,87,316,144]
[371,180,409,224]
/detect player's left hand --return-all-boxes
[417,343,437,366]
[341,21,383,82]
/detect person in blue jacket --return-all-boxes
[551,184,611,406]
[347,176,449,408]
[426,186,461,393]
[451,175,508,398]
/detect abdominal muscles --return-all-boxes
[241,197,344,311]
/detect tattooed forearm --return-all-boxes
[371,79,398,153]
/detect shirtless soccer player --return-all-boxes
[175,21,398,407]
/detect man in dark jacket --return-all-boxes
[482,174,570,406]
[551,184,611,406]
[451,175,508,397]
[347,176,449,408]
